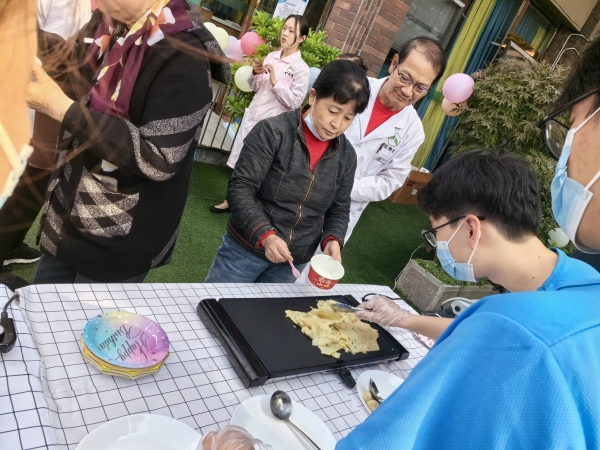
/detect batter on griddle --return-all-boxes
[285,300,379,358]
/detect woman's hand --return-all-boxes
[262,234,293,263]
[252,63,266,76]
[355,295,410,328]
[27,64,73,122]
[323,240,342,263]
[264,64,277,86]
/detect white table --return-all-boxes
[0,283,429,450]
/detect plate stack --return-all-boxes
[81,311,170,379]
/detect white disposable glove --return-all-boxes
[355,295,410,328]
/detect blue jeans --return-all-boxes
[205,234,307,283]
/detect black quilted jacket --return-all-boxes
[227,109,357,264]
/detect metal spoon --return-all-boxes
[270,391,322,450]
[369,378,385,403]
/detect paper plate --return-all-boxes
[356,370,403,414]
[81,338,167,379]
[230,395,336,450]
[82,312,169,369]
[75,414,201,450]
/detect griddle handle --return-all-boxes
[338,368,356,388]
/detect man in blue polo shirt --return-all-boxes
[337,148,600,449]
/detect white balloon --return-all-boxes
[548,227,570,248]
[205,22,216,30]
[211,27,230,51]
[235,65,254,92]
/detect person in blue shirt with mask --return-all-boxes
[353,149,598,340]
[336,47,600,450]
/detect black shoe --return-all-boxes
[209,205,231,214]
[0,266,29,291]
[3,244,42,265]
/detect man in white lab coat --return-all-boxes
[298,37,446,283]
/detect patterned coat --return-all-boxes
[37,9,230,281]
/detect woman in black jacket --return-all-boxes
[26,0,230,283]
[205,60,370,283]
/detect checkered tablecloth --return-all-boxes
[0,283,429,450]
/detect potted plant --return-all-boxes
[396,259,497,312]
[450,59,570,248]
[398,61,571,312]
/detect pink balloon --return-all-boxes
[441,98,465,116]
[225,36,243,61]
[442,73,474,104]
[240,31,265,56]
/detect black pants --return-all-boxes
[33,254,149,284]
[0,165,51,263]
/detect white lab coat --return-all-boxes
[296,76,425,283]
[345,76,425,239]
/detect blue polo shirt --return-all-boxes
[337,253,600,450]
[539,248,598,290]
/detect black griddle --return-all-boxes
[196,295,409,387]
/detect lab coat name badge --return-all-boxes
[387,133,401,147]
[284,66,296,78]
[362,133,402,176]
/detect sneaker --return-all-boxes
[0,265,29,291]
[3,244,42,265]
[209,205,231,214]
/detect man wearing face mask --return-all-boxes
[351,149,600,341]
[337,36,600,445]
[537,40,600,266]
[336,149,600,446]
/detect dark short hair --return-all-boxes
[338,53,368,72]
[396,37,447,86]
[283,15,309,46]
[417,149,542,241]
[553,36,600,117]
[313,60,370,114]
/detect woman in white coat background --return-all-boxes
[298,37,446,282]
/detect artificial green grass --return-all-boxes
[13,162,433,288]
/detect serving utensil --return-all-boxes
[289,261,301,279]
[330,302,367,313]
[270,391,322,450]
[369,378,385,403]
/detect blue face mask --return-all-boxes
[436,220,480,283]
[551,106,600,254]
[304,102,328,141]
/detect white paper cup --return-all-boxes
[308,254,345,289]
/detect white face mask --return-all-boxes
[304,100,329,141]
[551,106,600,254]
[0,119,34,209]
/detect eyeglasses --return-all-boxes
[421,216,486,248]
[396,65,430,95]
[536,88,598,160]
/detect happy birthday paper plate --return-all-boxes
[82,312,169,369]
